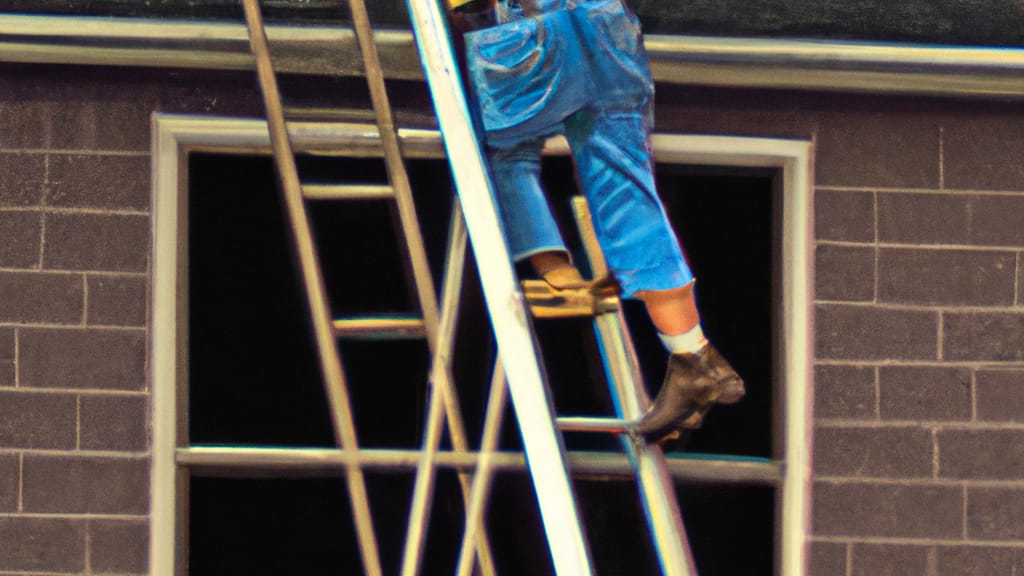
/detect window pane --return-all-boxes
[185,147,781,574]
[188,153,334,447]
[188,153,456,447]
[189,477,364,574]
[677,483,776,573]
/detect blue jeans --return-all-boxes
[465,0,692,297]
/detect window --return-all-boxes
[152,116,812,575]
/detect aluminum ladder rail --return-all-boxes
[241,1,495,574]
[405,1,699,574]
[450,194,701,576]
[404,0,590,573]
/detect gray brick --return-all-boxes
[87,275,147,327]
[0,211,41,268]
[936,546,1024,576]
[968,487,1024,540]
[0,101,48,149]
[814,481,962,538]
[878,194,969,246]
[159,74,263,118]
[969,195,1024,246]
[1019,254,1024,306]
[817,112,939,188]
[944,311,1024,362]
[816,304,938,361]
[0,454,16,512]
[810,541,847,576]
[0,517,85,573]
[654,86,817,140]
[878,248,1015,306]
[80,394,148,451]
[815,365,876,420]
[22,455,148,514]
[816,245,875,302]
[940,430,1024,481]
[90,519,149,574]
[816,190,874,243]
[879,366,971,421]
[0,154,45,207]
[43,213,148,272]
[852,544,929,576]
[976,369,1024,422]
[0,328,12,360]
[48,155,149,211]
[19,328,145,391]
[48,95,154,152]
[945,115,1024,191]
[0,390,76,449]
[0,330,11,387]
[815,426,933,478]
[0,272,83,324]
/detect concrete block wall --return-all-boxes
[813,102,1024,575]
[658,88,1024,574]
[0,65,260,576]
[1,65,1023,574]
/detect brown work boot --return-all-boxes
[636,345,745,440]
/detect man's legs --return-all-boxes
[488,136,570,265]
[637,286,745,435]
[636,284,700,336]
[489,133,606,289]
[563,107,690,297]
[480,0,744,438]
[563,106,744,437]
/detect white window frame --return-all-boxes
[150,114,813,575]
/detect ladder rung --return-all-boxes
[282,106,439,130]
[332,315,427,339]
[177,445,784,485]
[521,279,620,319]
[302,184,395,200]
[556,416,634,433]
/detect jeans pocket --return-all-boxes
[466,11,589,133]
[571,0,652,102]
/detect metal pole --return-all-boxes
[240,2,382,574]
[573,197,699,576]
[404,0,595,572]
[456,360,508,576]
[401,202,496,576]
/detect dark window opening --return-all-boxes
[186,151,777,574]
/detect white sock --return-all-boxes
[658,324,708,354]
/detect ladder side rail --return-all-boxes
[240,2,383,574]
[345,4,495,570]
[456,359,508,576]
[403,371,449,575]
[430,200,474,454]
[346,0,442,339]
[593,313,698,576]
[404,1,595,574]
[401,202,496,576]
[572,197,699,576]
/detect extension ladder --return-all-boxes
[241,0,699,573]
